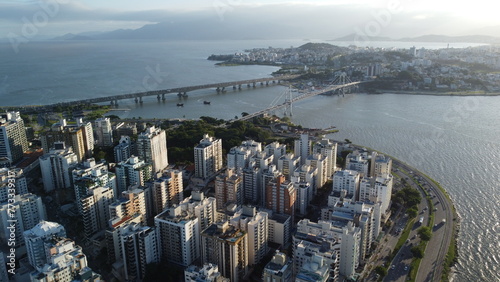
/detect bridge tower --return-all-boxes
[333,72,352,96]
[284,86,293,116]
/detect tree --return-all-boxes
[106,114,120,120]
[418,226,432,241]
[375,266,388,277]
[407,206,418,218]
[411,246,424,258]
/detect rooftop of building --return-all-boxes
[270,213,291,224]
[24,221,65,238]
[202,222,246,244]
[155,206,196,224]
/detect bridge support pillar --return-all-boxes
[139,97,143,104]
[216,87,220,92]
[233,85,237,90]
[260,82,264,86]
[157,95,161,101]
[238,84,242,90]
[222,87,225,92]
[162,94,166,100]
[266,81,269,86]
[247,84,251,88]
[114,100,118,105]
[135,97,138,103]
[253,82,256,88]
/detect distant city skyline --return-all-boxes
[1,0,500,41]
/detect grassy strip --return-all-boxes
[388,218,415,262]
[408,241,427,281]
[441,221,458,281]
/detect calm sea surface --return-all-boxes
[0,40,497,281]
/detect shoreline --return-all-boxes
[377,90,500,96]
[350,143,459,281]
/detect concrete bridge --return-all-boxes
[1,75,300,112]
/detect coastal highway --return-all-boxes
[391,160,455,282]
[381,164,430,282]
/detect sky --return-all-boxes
[1,0,499,40]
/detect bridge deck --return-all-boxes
[0,75,300,111]
[234,81,363,122]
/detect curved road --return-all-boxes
[392,160,455,282]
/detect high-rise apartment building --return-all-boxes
[115,156,153,195]
[194,134,222,179]
[0,252,8,282]
[345,151,369,176]
[266,175,296,220]
[120,223,160,281]
[30,237,101,282]
[242,166,259,204]
[215,169,243,211]
[179,191,217,232]
[370,153,392,177]
[294,134,311,165]
[73,166,114,239]
[114,135,133,163]
[332,170,360,200]
[305,153,328,192]
[260,164,280,206]
[313,138,337,177]
[24,221,67,268]
[262,252,293,282]
[0,167,28,202]
[0,193,46,247]
[39,142,78,192]
[340,222,362,278]
[150,169,183,215]
[72,158,116,200]
[229,206,268,265]
[264,141,286,166]
[293,227,340,280]
[155,205,200,266]
[201,221,248,282]
[277,153,300,181]
[41,118,94,162]
[0,111,28,164]
[94,117,113,147]
[136,126,168,173]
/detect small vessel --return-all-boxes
[176,103,184,107]
[203,101,211,105]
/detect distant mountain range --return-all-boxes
[332,33,500,44]
[51,21,300,41]
[51,21,500,44]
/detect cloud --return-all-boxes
[0,1,493,40]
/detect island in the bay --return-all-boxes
[209,42,500,96]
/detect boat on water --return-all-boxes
[176,103,184,107]
[203,101,211,105]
